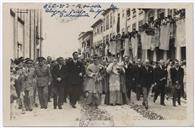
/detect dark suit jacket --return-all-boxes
[134,65,143,85]
[66,60,85,86]
[170,67,184,85]
[140,66,154,88]
[153,66,168,86]
[52,64,67,86]
[124,63,136,86]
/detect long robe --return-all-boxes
[106,63,124,105]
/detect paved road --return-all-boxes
[130,92,187,120]
[9,94,187,126]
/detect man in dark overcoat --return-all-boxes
[153,59,168,106]
[52,57,67,109]
[170,60,184,106]
[66,52,85,108]
[140,60,154,109]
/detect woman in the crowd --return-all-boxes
[106,57,125,105]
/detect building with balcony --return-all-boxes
[78,30,93,58]
[79,8,186,62]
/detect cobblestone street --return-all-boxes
[9,92,187,126]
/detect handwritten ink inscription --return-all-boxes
[43,3,118,23]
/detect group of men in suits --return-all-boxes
[11,51,85,112]
[11,52,185,112]
[50,52,85,109]
[124,57,185,109]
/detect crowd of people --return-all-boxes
[10,51,186,119]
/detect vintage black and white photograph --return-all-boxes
[2,2,194,127]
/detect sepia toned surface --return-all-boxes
[3,2,194,127]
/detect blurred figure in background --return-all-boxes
[46,56,53,102]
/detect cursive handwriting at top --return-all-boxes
[43,3,118,21]
[45,8,89,17]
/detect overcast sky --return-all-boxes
[42,11,93,59]
[4,3,113,59]
[42,3,108,59]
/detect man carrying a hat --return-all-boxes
[35,57,51,109]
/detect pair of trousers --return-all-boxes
[37,86,48,108]
[136,84,142,100]
[154,85,166,104]
[53,85,64,107]
[172,87,181,106]
[24,89,34,110]
[142,87,150,107]
[48,84,52,101]
[126,82,136,101]
[68,85,81,106]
